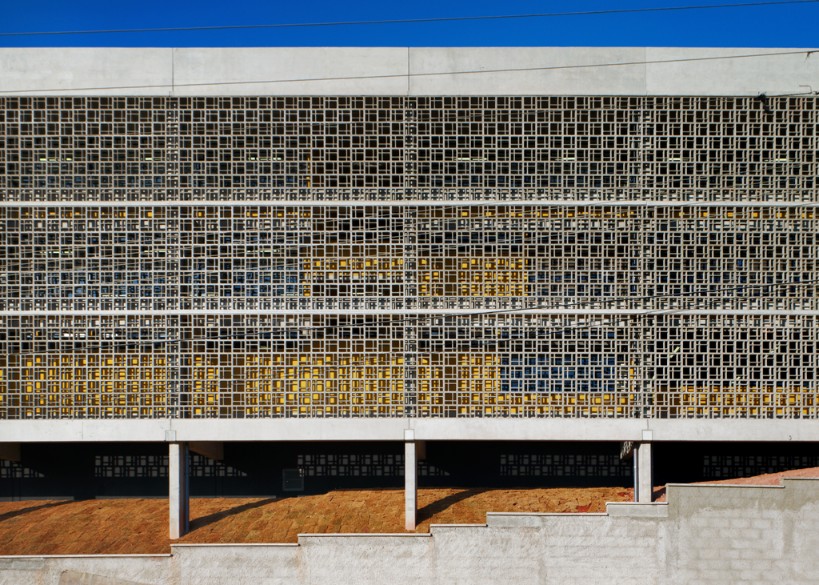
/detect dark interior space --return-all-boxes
[652,441,819,485]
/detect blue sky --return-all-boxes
[1,0,817,47]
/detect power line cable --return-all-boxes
[2,0,818,37]
[0,49,815,94]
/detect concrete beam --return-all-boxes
[169,443,189,540]
[4,418,819,443]
[405,430,417,531]
[189,442,223,461]
[0,443,21,462]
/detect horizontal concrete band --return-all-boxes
[5,310,818,317]
[1,418,816,442]
[1,47,817,96]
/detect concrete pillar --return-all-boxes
[169,442,190,539]
[404,430,417,531]
[634,441,653,503]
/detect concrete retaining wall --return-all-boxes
[2,479,817,584]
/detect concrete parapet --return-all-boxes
[485,511,607,528]
[171,544,301,585]
[1,47,817,97]
[0,554,171,585]
[606,502,669,518]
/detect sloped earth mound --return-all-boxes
[0,468,816,555]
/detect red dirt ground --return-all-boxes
[1,468,817,556]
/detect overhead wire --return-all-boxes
[1,0,818,37]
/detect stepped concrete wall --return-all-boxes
[1,479,817,585]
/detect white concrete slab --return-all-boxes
[408,47,648,95]
[172,47,409,95]
[644,47,819,96]
[0,48,173,95]
[2,47,816,96]
[2,418,819,443]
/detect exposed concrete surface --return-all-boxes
[1,479,817,584]
[5,417,819,443]
[407,47,648,96]
[0,556,171,585]
[172,544,301,585]
[665,480,819,584]
[172,47,409,96]
[1,48,817,96]
[58,570,154,585]
[168,443,189,540]
[643,47,817,96]
[0,48,173,96]
[404,437,417,530]
[635,441,654,503]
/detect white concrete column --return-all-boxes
[634,440,653,503]
[169,442,190,539]
[404,430,417,531]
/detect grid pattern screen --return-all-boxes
[0,95,817,419]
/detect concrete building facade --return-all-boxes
[1,48,818,534]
